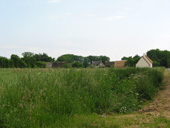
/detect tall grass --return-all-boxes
[0,68,164,127]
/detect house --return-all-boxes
[136,54,153,68]
[114,60,127,68]
[105,62,114,67]
[52,62,65,68]
[92,61,105,67]
[46,62,53,68]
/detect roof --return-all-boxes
[145,55,153,63]
[142,54,153,66]
[92,61,103,66]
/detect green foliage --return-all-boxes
[57,54,84,63]
[87,55,110,64]
[62,63,70,68]
[83,57,89,68]
[11,54,21,68]
[57,54,110,65]
[0,68,164,127]
[0,56,9,68]
[147,49,170,68]
[72,61,83,68]
[122,55,140,67]
[0,52,55,68]
[36,61,46,68]
[34,53,54,62]
[22,52,36,68]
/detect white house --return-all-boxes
[136,54,153,68]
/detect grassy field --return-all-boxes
[0,68,165,127]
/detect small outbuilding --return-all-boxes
[52,62,65,68]
[114,60,127,68]
[136,54,153,68]
[92,61,105,67]
[105,62,114,67]
[46,62,53,68]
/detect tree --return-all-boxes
[11,54,21,68]
[122,55,140,67]
[83,58,89,68]
[57,54,84,63]
[0,56,9,68]
[19,59,27,68]
[72,61,83,68]
[87,55,110,64]
[34,53,54,62]
[35,61,46,68]
[147,49,170,68]
[22,52,36,68]
[99,56,110,64]
[8,59,14,68]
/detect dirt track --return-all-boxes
[138,69,170,118]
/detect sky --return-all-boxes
[0,0,170,61]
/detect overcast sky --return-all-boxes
[0,0,170,60]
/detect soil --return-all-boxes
[137,69,170,118]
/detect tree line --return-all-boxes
[0,52,54,68]
[1,49,170,68]
[0,52,110,68]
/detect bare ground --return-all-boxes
[137,69,170,118]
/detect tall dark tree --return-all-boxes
[22,52,36,68]
[83,58,89,68]
[0,56,9,68]
[147,49,170,68]
[11,54,21,68]
[34,53,54,62]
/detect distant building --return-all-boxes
[46,62,53,68]
[92,61,105,67]
[52,62,65,68]
[114,60,127,68]
[105,62,114,67]
[136,54,153,68]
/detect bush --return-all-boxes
[72,61,83,68]
[35,61,46,68]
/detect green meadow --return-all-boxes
[0,68,164,127]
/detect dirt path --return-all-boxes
[138,69,170,118]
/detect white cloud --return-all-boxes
[103,15,126,21]
[125,7,131,10]
[48,0,61,3]
[114,15,126,20]
[103,17,114,21]
[49,16,58,20]
[118,11,123,14]
[159,34,170,38]
[66,13,72,16]
[87,14,95,17]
